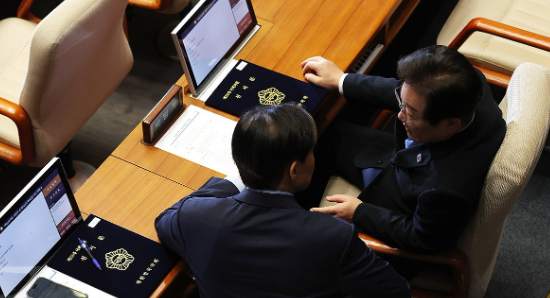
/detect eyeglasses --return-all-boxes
[395,85,420,123]
[395,85,406,115]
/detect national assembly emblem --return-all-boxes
[258,87,285,106]
[105,248,135,270]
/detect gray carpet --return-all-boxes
[71,7,184,168]
[1,2,549,297]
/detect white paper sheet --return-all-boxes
[155,105,238,175]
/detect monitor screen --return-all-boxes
[0,158,82,297]
[171,0,258,96]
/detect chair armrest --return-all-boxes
[17,0,41,23]
[0,96,34,164]
[151,260,197,298]
[370,109,396,130]
[358,233,467,298]
[129,0,173,11]
[448,17,550,88]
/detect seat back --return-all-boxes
[437,0,550,74]
[20,0,133,166]
[456,62,550,297]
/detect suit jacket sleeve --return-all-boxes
[343,73,401,111]
[353,189,474,253]
[154,177,240,253]
[339,225,410,297]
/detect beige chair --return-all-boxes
[437,0,550,87]
[0,0,133,167]
[321,62,550,298]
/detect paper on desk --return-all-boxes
[155,105,238,175]
[197,59,239,102]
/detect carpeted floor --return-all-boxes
[1,1,549,296]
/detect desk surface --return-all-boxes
[74,156,194,297]
[112,0,421,189]
[75,156,193,241]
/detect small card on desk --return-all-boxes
[205,60,328,116]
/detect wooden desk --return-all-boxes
[75,156,193,240]
[75,156,195,297]
[112,0,421,188]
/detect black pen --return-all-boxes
[78,238,102,270]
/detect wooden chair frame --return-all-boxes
[127,0,175,11]
[0,96,34,165]
[448,17,550,88]
[359,233,467,298]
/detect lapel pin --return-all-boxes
[417,153,422,163]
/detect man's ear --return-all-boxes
[289,160,299,180]
[446,117,463,134]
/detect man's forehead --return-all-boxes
[401,83,425,112]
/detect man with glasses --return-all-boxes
[296,46,506,275]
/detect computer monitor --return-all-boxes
[171,0,259,96]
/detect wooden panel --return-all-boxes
[75,156,193,240]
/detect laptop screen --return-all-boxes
[0,158,82,297]
[171,0,258,96]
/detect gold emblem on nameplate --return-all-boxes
[105,248,135,270]
[258,87,285,105]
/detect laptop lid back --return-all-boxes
[0,157,82,297]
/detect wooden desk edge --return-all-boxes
[150,260,193,298]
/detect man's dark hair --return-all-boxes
[232,103,317,190]
[397,45,483,126]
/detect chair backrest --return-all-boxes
[437,0,550,74]
[456,62,550,297]
[21,0,133,166]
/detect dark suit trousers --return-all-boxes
[295,121,393,209]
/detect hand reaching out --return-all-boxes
[301,56,344,90]
[310,194,362,223]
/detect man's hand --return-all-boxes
[310,194,362,222]
[301,56,344,90]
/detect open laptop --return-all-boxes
[171,0,260,97]
[0,158,113,298]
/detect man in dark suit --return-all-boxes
[155,104,409,297]
[298,46,506,259]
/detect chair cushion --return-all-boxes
[437,0,550,74]
[0,17,36,149]
[320,176,361,207]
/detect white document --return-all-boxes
[195,59,239,102]
[155,105,238,175]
